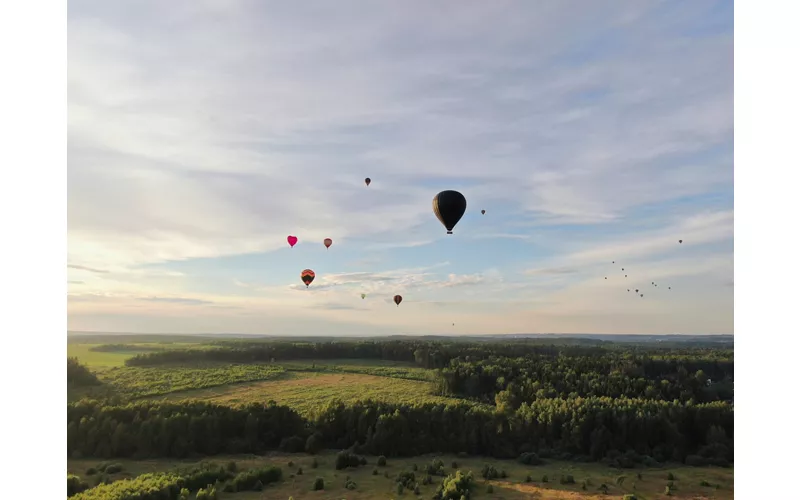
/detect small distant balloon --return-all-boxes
[481,209,486,215]
[605,277,608,280]
[365,177,371,186]
[361,293,366,299]
[635,289,639,293]
[668,287,671,290]
[627,289,630,292]
[625,275,628,278]
[287,235,298,247]
[324,238,333,249]
[612,261,615,264]
[300,269,315,288]
[640,294,644,297]
[622,268,625,271]
[678,239,683,244]
[393,295,403,307]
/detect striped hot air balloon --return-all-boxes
[300,269,315,288]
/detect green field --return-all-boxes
[67,451,734,500]
[151,371,471,416]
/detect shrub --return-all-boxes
[373,468,378,475]
[664,485,673,496]
[335,450,364,470]
[226,461,237,473]
[178,487,191,500]
[311,458,318,469]
[279,436,305,453]
[451,461,458,469]
[296,467,303,475]
[517,452,544,465]
[252,480,263,491]
[541,474,548,483]
[486,484,494,493]
[414,483,421,495]
[396,482,405,495]
[560,474,575,484]
[581,480,586,490]
[413,463,419,471]
[667,472,675,480]
[615,475,625,486]
[385,471,390,478]
[426,458,446,476]
[500,470,507,479]
[525,474,532,482]
[378,455,387,466]
[85,468,97,476]
[700,480,711,487]
[222,483,235,493]
[230,466,282,491]
[423,474,432,485]
[598,483,609,494]
[312,477,324,491]
[345,479,357,490]
[305,432,324,454]
[104,463,124,474]
[481,465,499,480]
[623,495,638,500]
[396,471,417,489]
[433,470,474,500]
[287,460,294,467]
[67,474,89,497]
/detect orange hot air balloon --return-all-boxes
[324,238,333,249]
[365,177,371,186]
[393,295,403,306]
[300,269,315,288]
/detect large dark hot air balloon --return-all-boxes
[678,239,683,244]
[300,269,315,288]
[433,190,467,234]
[481,209,486,215]
[393,295,403,307]
[324,238,332,249]
[365,178,371,186]
[635,289,639,293]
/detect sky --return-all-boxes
[67,0,733,336]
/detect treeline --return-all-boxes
[125,339,733,371]
[68,397,732,466]
[68,357,101,387]
[89,344,164,353]
[437,355,734,405]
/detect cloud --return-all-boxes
[67,1,732,334]
[68,264,109,274]
[137,296,215,305]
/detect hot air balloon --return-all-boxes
[625,275,628,278]
[361,293,366,299]
[324,238,332,249]
[432,190,467,234]
[365,177,371,186]
[612,261,615,264]
[622,268,625,271]
[678,239,683,244]
[300,269,315,288]
[605,277,608,280]
[668,287,671,290]
[635,289,639,293]
[627,289,630,292]
[481,209,486,215]
[287,235,298,248]
[640,294,644,297]
[393,295,403,306]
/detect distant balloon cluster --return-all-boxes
[612,239,683,299]
[283,178,485,321]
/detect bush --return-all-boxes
[518,452,544,465]
[222,483,235,493]
[560,474,575,484]
[345,479,357,490]
[378,455,387,466]
[413,463,419,471]
[581,480,586,490]
[664,485,673,496]
[623,495,638,500]
[500,470,507,479]
[433,470,474,500]
[312,477,324,491]
[700,479,711,487]
[104,463,124,474]
[230,466,282,491]
[311,458,318,469]
[426,458,446,476]
[385,471,390,478]
[396,482,405,495]
[178,487,190,500]
[396,471,417,489]
[252,480,263,491]
[297,467,303,475]
[414,483,421,495]
[481,465,500,480]
[226,461,237,472]
[486,484,494,493]
[598,483,609,494]
[85,468,97,476]
[196,488,209,500]
[636,472,642,480]
[667,472,675,480]
[67,474,89,497]
[451,461,458,469]
[373,468,378,475]
[335,450,364,470]
[541,474,548,483]
[287,460,294,467]
[279,436,305,453]
[305,432,324,454]
[525,474,532,482]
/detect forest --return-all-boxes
[67,337,734,498]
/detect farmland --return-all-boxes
[67,336,734,499]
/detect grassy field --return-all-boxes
[67,451,734,500]
[275,358,435,381]
[150,371,472,416]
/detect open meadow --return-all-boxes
[67,336,734,499]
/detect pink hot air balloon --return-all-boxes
[287,235,298,248]
[324,238,333,249]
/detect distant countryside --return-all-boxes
[67,333,734,499]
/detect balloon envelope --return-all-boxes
[361,293,366,299]
[324,238,332,249]
[365,177,371,186]
[432,190,467,234]
[300,269,315,287]
[481,209,486,215]
[393,294,403,306]
[287,235,298,247]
